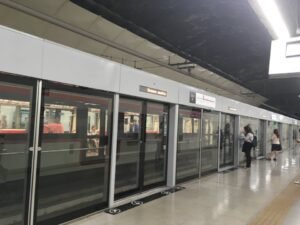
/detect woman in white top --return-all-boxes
[271,129,281,161]
[242,125,254,168]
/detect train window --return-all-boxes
[182,117,193,133]
[124,112,140,133]
[0,82,31,134]
[146,114,160,133]
[88,108,100,135]
[193,118,200,133]
[43,104,77,134]
[182,117,200,134]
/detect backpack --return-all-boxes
[252,136,257,148]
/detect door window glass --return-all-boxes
[176,107,201,182]
[0,80,33,225]
[36,86,113,224]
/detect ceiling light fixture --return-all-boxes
[256,0,290,39]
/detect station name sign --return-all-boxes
[139,86,167,97]
[189,92,216,108]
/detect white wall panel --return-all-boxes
[119,65,179,103]
[178,84,296,124]
[0,25,43,78]
[42,40,120,92]
[0,25,298,125]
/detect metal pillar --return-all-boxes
[108,94,119,207]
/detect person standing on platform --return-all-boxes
[242,125,254,168]
[271,129,282,161]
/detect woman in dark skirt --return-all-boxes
[242,125,254,168]
[271,129,282,161]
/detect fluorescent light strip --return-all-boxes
[257,0,290,39]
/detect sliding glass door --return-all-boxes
[0,74,37,225]
[115,97,168,198]
[176,107,201,183]
[36,82,113,225]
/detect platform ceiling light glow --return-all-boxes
[257,0,290,39]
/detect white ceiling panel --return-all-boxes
[135,42,163,57]
[55,1,98,29]
[12,0,66,15]
[0,4,10,18]
[76,37,107,55]
[150,48,174,63]
[113,30,145,49]
[88,17,124,40]
[43,23,81,48]
[0,5,48,37]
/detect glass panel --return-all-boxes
[0,81,32,225]
[176,107,201,182]
[281,124,290,150]
[37,88,112,224]
[292,125,299,147]
[220,114,235,168]
[144,103,168,187]
[115,98,142,196]
[201,110,219,174]
[258,120,266,157]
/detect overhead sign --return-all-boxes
[139,86,167,97]
[190,92,216,108]
[269,37,300,78]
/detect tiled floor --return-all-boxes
[67,150,300,225]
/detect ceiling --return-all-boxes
[69,0,300,119]
[0,0,268,107]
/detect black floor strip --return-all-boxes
[105,186,185,215]
[222,168,238,173]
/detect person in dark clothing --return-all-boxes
[242,125,254,168]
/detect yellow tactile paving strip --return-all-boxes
[248,176,300,225]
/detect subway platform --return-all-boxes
[67,149,300,225]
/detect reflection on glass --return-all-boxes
[144,103,168,187]
[37,87,112,225]
[43,104,76,134]
[0,81,32,225]
[219,114,235,168]
[115,99,142,196]
[239,117,260,162]
[176,107,201,182]
[87,108,101,157]
[281,124,290,150]
[201,110,219,174]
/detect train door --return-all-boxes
[115,98,168,198]
[201,110,219,175]
[35,82,113,225]
[219,113,236,170]
[176,107,201,183]
[0,74,39,225]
